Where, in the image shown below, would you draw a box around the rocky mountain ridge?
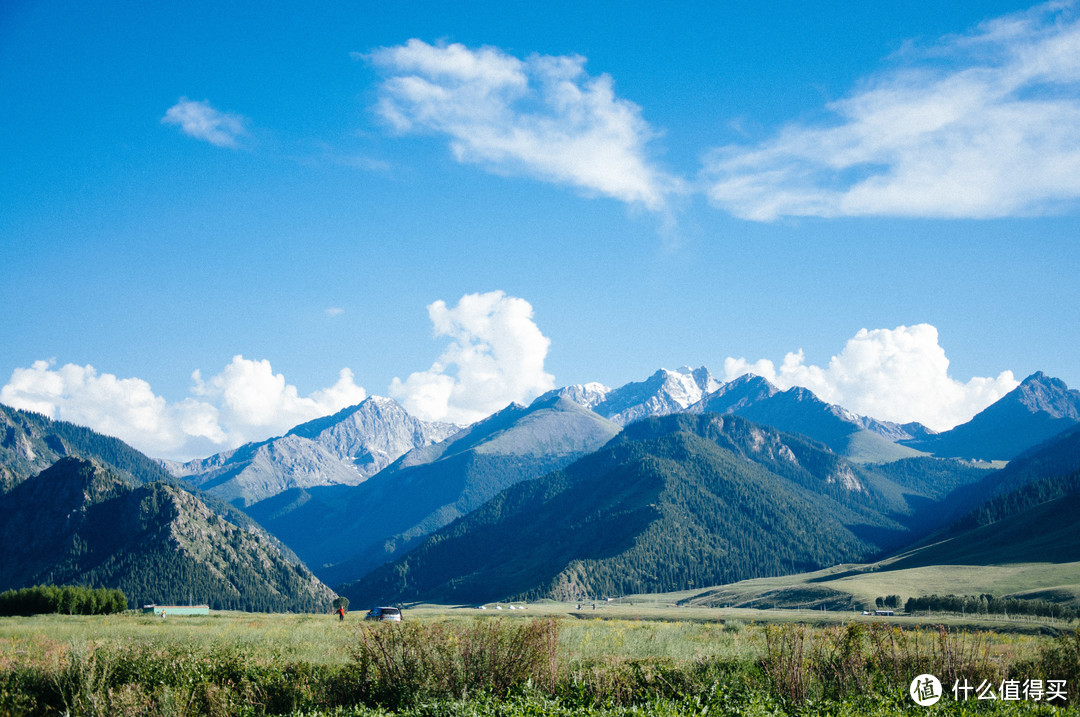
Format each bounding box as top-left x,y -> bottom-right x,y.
899,372 -> 1080,459
246,395 -> 622,586
168,395 -> 460,507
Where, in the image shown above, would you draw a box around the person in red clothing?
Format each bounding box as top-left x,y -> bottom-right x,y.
338,606 -> 345,621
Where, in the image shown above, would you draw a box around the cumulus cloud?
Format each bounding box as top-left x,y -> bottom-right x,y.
723,324 -> 1018,430
0,357 -> 366,460
162,97 -> 249,148
191,357 -> 367,444
390,291 -> 556,424
703,2 -> 1080,220
368,39 -> 680,209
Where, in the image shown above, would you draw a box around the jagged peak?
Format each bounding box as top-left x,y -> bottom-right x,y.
533,382 -> 612,410
578,381 -> 611,392
726,372 -> 774,386
1006,371 -> 1080,418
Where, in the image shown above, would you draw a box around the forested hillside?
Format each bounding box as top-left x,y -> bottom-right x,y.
0,457 -> 335,611
343,414 -> 984,604
884,424 -> 1080,569
250,395 -> 620,586
0,403 -> 176,492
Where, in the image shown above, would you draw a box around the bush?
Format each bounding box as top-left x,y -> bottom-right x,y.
349,618 -> 559,709
761,623 -> 1000,703
1013,627 -> 1080,703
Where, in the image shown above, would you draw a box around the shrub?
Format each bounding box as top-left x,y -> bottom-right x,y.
761,623 -> 1001,703
349,618 -> 559,709
1013,627 -> 1080,703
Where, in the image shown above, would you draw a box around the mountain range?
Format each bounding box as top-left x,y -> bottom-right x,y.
245,395 -> 620,586
340,413 -> 981,605
166,396 -> 459,507
899,372 -> 1080,460
331,370 -> 1080,601
343,403 -> 1080,605
3,364 -> 1080,611
542,366 -> 722,425
0,405 -> 335,611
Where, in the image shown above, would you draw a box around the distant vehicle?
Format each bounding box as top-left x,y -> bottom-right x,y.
365,606 -> 403,622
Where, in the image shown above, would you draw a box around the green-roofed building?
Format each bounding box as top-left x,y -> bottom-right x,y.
141,604 -> 210,616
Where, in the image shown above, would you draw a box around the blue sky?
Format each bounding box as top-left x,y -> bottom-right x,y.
2,0 -> 1078,459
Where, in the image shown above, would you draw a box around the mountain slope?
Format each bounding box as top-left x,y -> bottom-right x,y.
0,403 -> 178,493
0,457 -> 335,611
888,491 -> 1080,569
546,371 -> 933,462
247,395 -> 621,586
687,374 -> 930,461
342,413 -> 976,605
170,396 -> 459,507
575,366 -> 721,425
901,372 -> 1080,460
887,424 -> 1080,568
0,402 -> 309,564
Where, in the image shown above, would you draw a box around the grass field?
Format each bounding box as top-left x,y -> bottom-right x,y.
676,559 -> 1080,616
2,601 -> 1077,716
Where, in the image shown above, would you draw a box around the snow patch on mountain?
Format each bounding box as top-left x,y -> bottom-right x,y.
592,366 -> 722,425
169,395 -> 461,507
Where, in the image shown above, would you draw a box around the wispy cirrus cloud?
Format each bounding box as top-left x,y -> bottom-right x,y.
703,1 -> 1080,220
367,40 -> 681,210
162,97 -> 249,148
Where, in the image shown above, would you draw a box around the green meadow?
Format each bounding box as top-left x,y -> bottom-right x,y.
2,602 -> 1078,716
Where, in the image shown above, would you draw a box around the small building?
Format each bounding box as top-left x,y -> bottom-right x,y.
141,604 -> 210,616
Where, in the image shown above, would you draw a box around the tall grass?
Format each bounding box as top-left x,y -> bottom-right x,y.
1013,627 -> 1080,702
761,622 -> 1009,703
349,618 -> 559,709
0,613 -> 1072,715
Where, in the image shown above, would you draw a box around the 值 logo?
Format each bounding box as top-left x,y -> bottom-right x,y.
910,674 -> 942,706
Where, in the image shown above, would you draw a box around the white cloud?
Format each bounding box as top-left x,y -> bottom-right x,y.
703,2 -> 1080,220
389,291 -> 556,423
0,357 -> 366,460
162,97 -> 249,148
191,357 -> 367,443
369,39 -> 680,210
723,324 -> 1018,430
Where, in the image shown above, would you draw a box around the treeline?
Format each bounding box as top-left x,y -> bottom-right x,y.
875,595 -> 902,609
0,585 -> 127,616
904,593 -> 1077,621
0,404 -> 177,489
958,469 -> 1080,533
